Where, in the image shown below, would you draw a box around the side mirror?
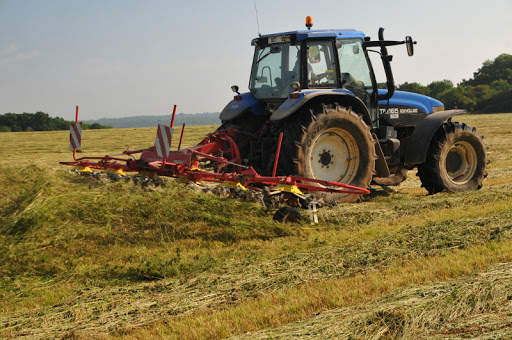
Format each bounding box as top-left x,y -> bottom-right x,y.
405,36 -> 415,56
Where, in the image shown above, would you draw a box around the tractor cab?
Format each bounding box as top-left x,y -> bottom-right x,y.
222,18 -> 417,129
247,29 -> 376,116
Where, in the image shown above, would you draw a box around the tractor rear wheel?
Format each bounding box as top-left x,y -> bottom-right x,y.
278,103 -> 376,203
417,122 -> 487,194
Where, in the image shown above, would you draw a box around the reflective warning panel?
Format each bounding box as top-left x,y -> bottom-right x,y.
69,122 -> 83,150
154,124 -> 173,159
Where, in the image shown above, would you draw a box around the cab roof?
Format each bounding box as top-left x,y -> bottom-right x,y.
252,29 -> 366,45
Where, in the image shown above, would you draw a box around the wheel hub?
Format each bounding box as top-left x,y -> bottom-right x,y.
309,129 -> 358,182
446,150 -> 463,174
446,141 -> 477,184
319,150 -> 333,167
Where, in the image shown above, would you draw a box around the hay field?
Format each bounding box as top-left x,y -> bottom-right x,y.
0,114 -> 511,339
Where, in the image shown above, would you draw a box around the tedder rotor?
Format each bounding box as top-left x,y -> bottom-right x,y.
61,105 -> 369,222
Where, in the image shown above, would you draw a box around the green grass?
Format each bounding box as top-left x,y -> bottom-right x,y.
0,114 -> 511,339
0,125 -> 216,170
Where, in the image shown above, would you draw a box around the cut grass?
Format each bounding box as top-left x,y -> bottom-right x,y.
0,113 -> 511,339
123,240 -> 512,340
232,262 -> 512,339
0,125 -> 216,171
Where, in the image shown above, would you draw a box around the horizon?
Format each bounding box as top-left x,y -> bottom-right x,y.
1,1 -> 511,120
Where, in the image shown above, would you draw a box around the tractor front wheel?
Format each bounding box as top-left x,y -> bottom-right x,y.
417,122 -> 487,194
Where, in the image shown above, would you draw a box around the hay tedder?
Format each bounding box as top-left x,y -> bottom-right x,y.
61,105 -> 370,222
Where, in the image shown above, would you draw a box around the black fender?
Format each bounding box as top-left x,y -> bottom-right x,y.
404,109 -> 466,165
219,92 -> 265,121
270,91 -> 373,127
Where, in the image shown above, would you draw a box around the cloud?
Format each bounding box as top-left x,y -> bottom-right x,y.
0,44 -> 40,65
0,43 -> 17,57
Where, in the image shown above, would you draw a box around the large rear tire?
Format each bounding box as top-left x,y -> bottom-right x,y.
417,122 -> 487,194
279,103 -> 376,203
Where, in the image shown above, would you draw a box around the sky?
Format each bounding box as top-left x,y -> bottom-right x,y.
1,0 -> 512,120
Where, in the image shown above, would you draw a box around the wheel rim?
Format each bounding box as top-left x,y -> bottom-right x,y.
445,141 -> 478,184
309,127 -> 359,182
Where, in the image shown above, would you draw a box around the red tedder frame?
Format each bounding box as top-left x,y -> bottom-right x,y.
61,105 -> 370,196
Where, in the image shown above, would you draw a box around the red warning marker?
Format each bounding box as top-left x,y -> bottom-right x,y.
69,122 -> 83,150
154,124 -> 173,159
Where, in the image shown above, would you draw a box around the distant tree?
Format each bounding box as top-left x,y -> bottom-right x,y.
465,85 -> 494,111
438,88 -> 477,111
393,53 -> 512,113
479,89 -> 512,113
31,112 -> 52,131
0,113 -> 19,130
0,112 -> 111,132
461,53 -> 512,87
397,82 -> 430,96
54,116 -> 71,130
490,79 -> 512,93
87,122 -> 112,129
427,79 -> 454,99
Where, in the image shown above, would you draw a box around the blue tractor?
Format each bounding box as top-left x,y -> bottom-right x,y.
218,18 -> 487,202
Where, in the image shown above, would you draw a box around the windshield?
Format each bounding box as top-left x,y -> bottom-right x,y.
337,38 -> 375,110
337,39 -> 373,91
249,43 -> 301,99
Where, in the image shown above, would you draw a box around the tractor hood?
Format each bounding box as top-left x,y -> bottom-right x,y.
378,90 -> 444,114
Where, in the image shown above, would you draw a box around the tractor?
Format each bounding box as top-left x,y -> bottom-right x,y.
217,17 -> 488,202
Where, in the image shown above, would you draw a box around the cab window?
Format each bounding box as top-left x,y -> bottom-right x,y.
249,43 -> 301,99
337,39 -> 374,105
306,40 -> 337,88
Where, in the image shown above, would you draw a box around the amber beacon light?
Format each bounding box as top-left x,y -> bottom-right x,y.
305,16 -> 313,30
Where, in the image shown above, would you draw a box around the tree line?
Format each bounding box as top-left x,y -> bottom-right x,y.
395,53 -> 512,113
0,112 -> 111,132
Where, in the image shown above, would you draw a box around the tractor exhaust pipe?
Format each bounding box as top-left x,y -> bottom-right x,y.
377,28 -> 396,101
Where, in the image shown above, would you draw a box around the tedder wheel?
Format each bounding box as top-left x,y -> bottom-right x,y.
417,122 -> 488,194
273,207 -> 303,223
278,103 -> 376,203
